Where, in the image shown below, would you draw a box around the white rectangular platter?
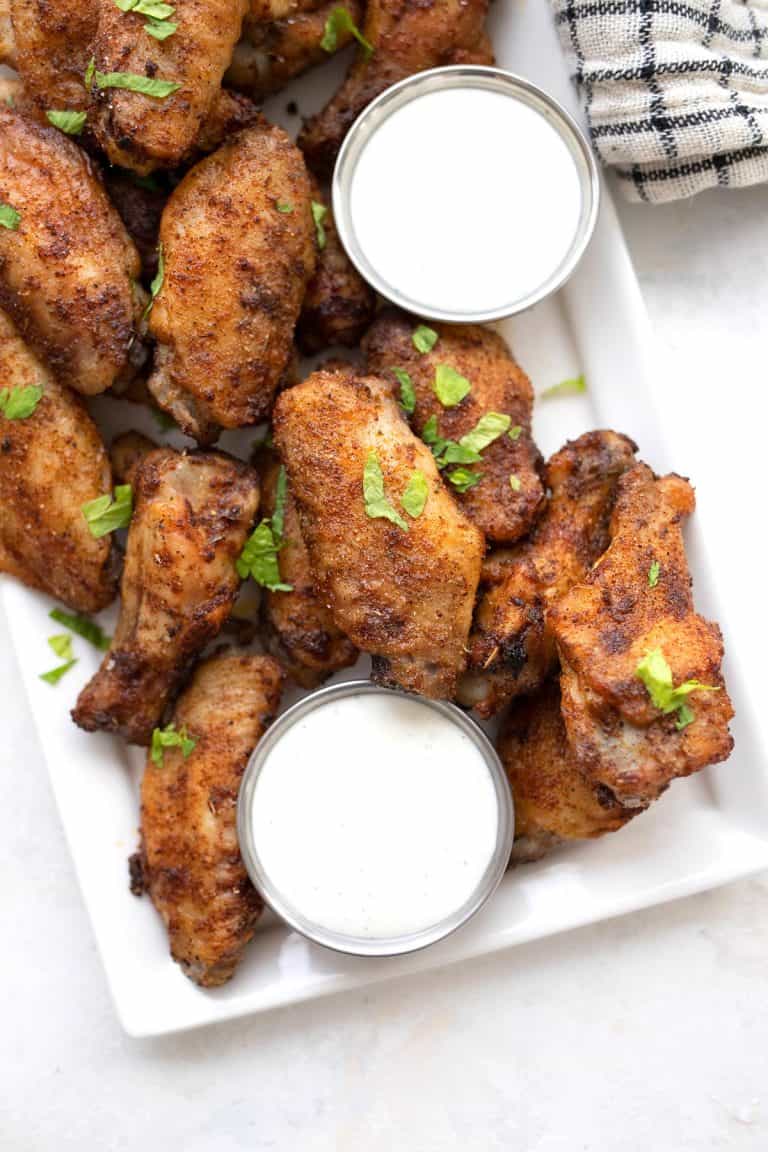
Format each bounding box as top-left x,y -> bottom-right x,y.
4,0 -> 768,1038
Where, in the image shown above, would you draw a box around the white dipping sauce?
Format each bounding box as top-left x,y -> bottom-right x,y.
250,693 -> 499,940
349,87 -> 584,316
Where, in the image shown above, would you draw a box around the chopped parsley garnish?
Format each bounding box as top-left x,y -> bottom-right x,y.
45,109 -> 87,135
151,723 -> 196,766
321,6 -> 373,55
509,474 -> 521,491
459,412 -> 510,454
0,203 -> 20,230
635,647 -> 718,730
143,243 -> 164,319
49,608 -> 111,651
311,201 -> 327,250
40,634 -> 78,685
508,424 -> 522,441
392,367 -> 416,414
401,470 -> 428,519
412,324 -> 438,354
85,58 -> 181,99
448,467 -> 482,494
0,384 -> 43,420
276,200 -> 293,213
421,411 -> 509,483
81,485 -> 133,538
237,476 -> 291,593
434,364 -> 471,407
648,560 -> 660,588
541,373 -> 587,399
272,465 -> 289,541
363,451 -> 408,531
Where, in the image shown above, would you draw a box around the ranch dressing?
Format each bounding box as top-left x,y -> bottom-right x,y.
249,692 -> 499,940
348,86 -> 584,317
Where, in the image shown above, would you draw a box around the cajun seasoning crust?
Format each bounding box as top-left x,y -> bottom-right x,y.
138,652 -> 283,987
89,0 -> 249,174
6,0 -> 95,110
147,121 -> 317,443
0,310 -> 117,613
498,679 -> 638,866
72,447 -> 260,745
549,464 -> 734,804
298,0 -> 494,176
273,368 -> 485,699
458,430 -> 638,717
0,104 -> 144,396
364,309 -> 545,544
255,446 -> 358,688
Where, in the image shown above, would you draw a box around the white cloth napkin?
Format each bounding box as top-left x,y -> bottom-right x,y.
550,0 -> 768,201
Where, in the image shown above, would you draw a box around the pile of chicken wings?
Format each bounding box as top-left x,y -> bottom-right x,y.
0,0 -> 732,987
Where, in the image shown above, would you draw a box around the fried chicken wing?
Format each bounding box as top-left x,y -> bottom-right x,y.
296,176 -> 376,354
458,431 -> 637,717
73,448 -> 260,744
109,429 -> 156,486
0,310 -> 116,612
134,651 -> 283,986
365,310 -> 544,543
147,122 -> 316,443
273,367 -> 485,698
0,105 -> 144,395
89,0 -> 248,174
298,0 -> 493,175
256,446 -> 357,687
498,679 -> 638,865
6,0 -> 94,111
549,463 -> 734,805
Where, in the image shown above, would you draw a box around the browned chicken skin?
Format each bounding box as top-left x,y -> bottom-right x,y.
458,431 -> 637,717
72,447 -> 260,744
89,0 -> 249,174
0,309 -> 116,612
256,446 -> 358,687
5,0 -> 94,111
274,367 -> 485,699
297,176 -> 376,354
147,121 -> 316,442
0,104 -> 145,395
298,0 -> 494,176
549,463 -> 734,806
109,429 -> 157,486
498,679 -> 638,865
365,310 -> 544,543
134,651 -> 283,987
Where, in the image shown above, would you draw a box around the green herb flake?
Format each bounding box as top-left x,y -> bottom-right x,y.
115,0 -> 175,14
459,411 -> 510,454
144,242 -> 164,319
0,203 -> 21,230
272,465 -> 289,542
635,647 -> 718,730
541,373 -> 587,399
144,18 -> 177,39
320,5 -> 373,55
276,200 -> 293,213
311,201 -> 327,250
151,723 -> 196,766
438,441 -> 481,467
363,451 -> 409,531
88,67 -> 180,99
40,634 -> 78,685
45,109 -> 87,135
448,467 -> 482,494
648,560 -> 660,588
40,658 -> 78,685
49,608 -> 111,651
236,521 -> 292,592
401,470 -> 428,519
508,424 -> 522,441
392,367 -> 416,414
434,364 -> 471,408
84,57 -> 95,87
81,484 -> 133,538
0,384 -> 43,420
509,474 -> 521,492
412,324 -> 438,354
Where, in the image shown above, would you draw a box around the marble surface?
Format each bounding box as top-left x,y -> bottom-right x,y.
2,182 -> 767,1151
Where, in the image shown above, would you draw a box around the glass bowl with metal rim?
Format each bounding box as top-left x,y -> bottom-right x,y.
237,680 -> 514,958
332,64 -> 600,324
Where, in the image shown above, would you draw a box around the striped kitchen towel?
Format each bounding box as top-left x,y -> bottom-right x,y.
550,0 -> 768,201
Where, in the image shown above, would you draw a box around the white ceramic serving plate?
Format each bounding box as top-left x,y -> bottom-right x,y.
3,0 -> 768,1038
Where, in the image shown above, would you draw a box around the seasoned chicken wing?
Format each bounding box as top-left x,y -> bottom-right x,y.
5,0 -> 94,111
147,121 -> 316,442
549,463 -> 734,805
365,310 -> 544,543
498,679 -> 638,865
72,448 -> 260,744
458,431 -> 637,717
298,0 -> 493,175
273,367 -> 485,698
0,104 -> 144,395
89,0 -> 248,174
256,446 -> 357,687
109,429 -> 156,486
133,651 -> 283,987
0,310 -> 116,612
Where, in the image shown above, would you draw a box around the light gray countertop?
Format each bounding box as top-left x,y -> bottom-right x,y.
2,183 -> 766,1151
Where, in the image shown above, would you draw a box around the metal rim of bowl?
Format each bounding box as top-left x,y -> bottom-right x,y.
332,64 -> 601,324
237,680 -> 514,958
